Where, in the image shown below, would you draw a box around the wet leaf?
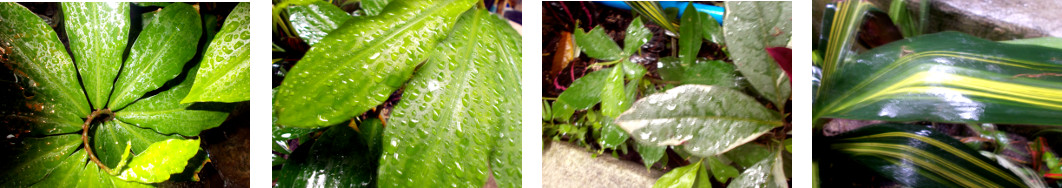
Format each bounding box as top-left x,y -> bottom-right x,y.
379,9 -> 521,187
600,66 -> 626,117
658,57 -> 736,87
361,0 -> 392,16
624,17 -> 651,55
109,3 -> 202,110
707,156 -> 739,183
182,2 -> 249,103
678,2 -> 702,67
723,1 -> 792,107
94,120 -> 183,169
728,151 -> 786,188
598,120 -> 629,151
117,139 -> 201,183
115,65 -> 232,137
287,1 -> 352,46
616,85 -> 782,157
723,143 -> 771,168
636,142 -> 667,169
276,124 -> 377,188
0,134 -> 81,186
273,0 -> 475,127
653,160 -> 710,188
62,2 -> 130,109
0,2 -> 89,134
34,149 -> 151,187
699,11 -> 723,45
550,68 -> 613,121
574,26 -> 623,61
271,125 -> 321,154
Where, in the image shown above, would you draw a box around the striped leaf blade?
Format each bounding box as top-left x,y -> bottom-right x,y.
831,123 -> 1026,187
815,32 -> 1062,126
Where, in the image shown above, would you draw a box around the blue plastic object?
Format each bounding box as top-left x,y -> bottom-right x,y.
596,1 -> 725,24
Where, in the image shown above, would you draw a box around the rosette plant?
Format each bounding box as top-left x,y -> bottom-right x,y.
0,2 -> 249,186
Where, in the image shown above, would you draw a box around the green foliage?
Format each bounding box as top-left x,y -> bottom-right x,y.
0,2 -> 247,186
653,160 -> 711,188
184,2 -> 250,103
275,123 -> 378,188
722,1 -> 792,108
287,1 -> 352,46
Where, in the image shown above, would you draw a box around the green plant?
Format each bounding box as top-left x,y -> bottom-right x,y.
0,2 -> 249,186
813,0 -> 1062,187
543,1 -> 791,187
271,0 -> 521,187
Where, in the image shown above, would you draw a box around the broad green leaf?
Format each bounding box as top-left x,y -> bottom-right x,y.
118,139 -> 201,183
109,3 -> 202,110
636,142 -> 667,169
0,134 -> 81,186
361,0 -> 392,16
276,125 -> 378,188
33,150 -> 150,188
678,2 -> 702,67
550,67 -> 613,121
597,120 -> 629,151
287,1 -> 352,46
274,0 -> 475,127
615,85 -> 782,157
624,17 -> 651,55
831,124 -> 1025,187
574,26 -> 623,61
271,125 -> 321,154
601,66 -> 626,117
115,65 -> 232,137
653,160 -> 710,188
707,157 -> 739,183
814,32 -> 1062,126
183,2 -> 249,103
379,9 -> 521,187
658,57 -> 736,87
728,151 -> 786,188
94,120 -> 183,168
621,60 -> 647,82
1002,37 -> 1062,50
699,11 -> 724,45
723,143 -> 771,168
0,3 -> 90,134
62,2 -> 130,109
723,1 -> 792,107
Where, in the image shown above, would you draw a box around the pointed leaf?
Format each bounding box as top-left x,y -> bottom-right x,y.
574,26 -> 623,61
94,120 -> 183,168
274,0 -> 475,127
62,2 -> 130,109
0,2 -> 90,134
601,66 -> 626,117
287,1 -> 352,46
118,139 -> 201,183
615,85 -> 782,157
636,142 -> 667,169
0,134 -> 81,186
275,124 -> 378,188
678,2 -> 702,66
653,160 -> 710,188
550,67 -> 613,121
624,17 -> 651,55
728,151 -> 786,188
379,9 -> 521,187
699,12 -> 724,45
109,3 -> 202,110
723,1 -> 792,107
115,65 -> 231,136
597,120 -> 629,151
182,2 -> 249,103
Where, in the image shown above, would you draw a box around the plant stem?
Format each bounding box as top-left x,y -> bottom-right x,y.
82,108 -> 114,174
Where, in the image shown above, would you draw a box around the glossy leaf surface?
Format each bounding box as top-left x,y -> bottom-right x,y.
361,0 -> 392,16
653,160 -> 710,188
723,1 -> 792,107
699,11 -> 723,45
276,124 -> 378,188
574,26 -> 623,61
274,0 -> 475,127
183,2 -> 249,103
115,65 -> 231,136
109,2 -> 202,110
287,1 -> 352,46
62,2 -> 130,109
0,2 -> 90,134
830,124 -> 1025,187
550,68 -> 612,121
624,17 -> 651,55
728,151 -> 786,188
94,120 -> 183,169
636,142 -> 667,169
600,66 -> 626,117
615,85 -> 782,157
814,32 -> 1062,125
379,9 -> 521,187
33,150 -> 150,187
0,134 -> 81,186
118,139 -> 201,183
597,120 -> 629,151
678,3 -> 702,67
658,57 -> 736,87
1002,37 -> 1062,50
